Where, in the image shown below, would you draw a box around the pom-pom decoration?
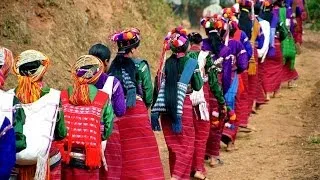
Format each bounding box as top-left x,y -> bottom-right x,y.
110,28 -> 141,42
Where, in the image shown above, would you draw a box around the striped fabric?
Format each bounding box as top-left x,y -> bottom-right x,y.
263,40 -> 283,93
257,61 -> 267,104
247,48 -> 259,112
161,97 -> 195,180
205,82 -> 223,157
191,82 -> 210,173
118,100 -> 164,180
281,61 -> 299,83
236,72 -> 250,127
99,122 -> 122,180
62,166 -> 99,179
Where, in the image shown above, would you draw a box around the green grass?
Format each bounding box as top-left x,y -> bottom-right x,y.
308,135 -> 320,144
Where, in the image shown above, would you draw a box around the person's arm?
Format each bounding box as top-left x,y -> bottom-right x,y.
0,118 -> 16,180
241,32 -> 253,59
138,61 -> 154,108
54,101 -> 67,140
205,56 -> 225,105
236,42 -> 249,73
111,78 -> 126,117
190,64 -> 203,91
101,102 -> 114,140
13,96 -> 26,152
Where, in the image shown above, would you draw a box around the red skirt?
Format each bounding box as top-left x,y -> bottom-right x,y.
257,61 -> 266,104
161,97 -> 195,180
99,121 -> 121,180
62,166 -> 99,180
118,100 -> 164,180
282,62 -> 299,83
204,83 -> 223,157
236,72 -> 250,127
262,41 -> 283,93
247,49 -> 259,109
191,83 -> 210,173
294,16 -> 303,45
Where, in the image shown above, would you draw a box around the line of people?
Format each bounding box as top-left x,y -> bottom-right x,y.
0,0 -> 306,179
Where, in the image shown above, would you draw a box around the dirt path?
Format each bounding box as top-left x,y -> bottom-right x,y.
156,30 -> 320,180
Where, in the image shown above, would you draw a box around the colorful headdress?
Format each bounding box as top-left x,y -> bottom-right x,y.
111,28 -> 141,53
70,55 -> 104,105
165,26 -> 189,58
201,15 -> 225,31
237,0 -> 254,8
222,7 -> 236,20
0,47 -> 14,89
14,50 -> 50,104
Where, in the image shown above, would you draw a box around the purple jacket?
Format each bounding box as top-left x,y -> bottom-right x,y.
95,73 -> 126,117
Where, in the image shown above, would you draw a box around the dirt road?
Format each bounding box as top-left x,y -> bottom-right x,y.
156,31 -> 320,180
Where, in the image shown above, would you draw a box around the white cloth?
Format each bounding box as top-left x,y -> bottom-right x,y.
16,88 -> 60,165
258,19 -> 271,62
0,90 -> 14,124
101,76 -> 115,100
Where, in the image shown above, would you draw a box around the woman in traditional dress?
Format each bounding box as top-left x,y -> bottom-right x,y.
152,27 -> 203,180
109,28 -> 165,179
0,47 -> 18,180
89,43 -> 126,180
294,0 -> 307,53
11,50 -> 66,180
58,55 -> 114,179
188,32 -> 225,179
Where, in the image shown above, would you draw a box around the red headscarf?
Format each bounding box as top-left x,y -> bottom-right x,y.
0,47 -> 14,89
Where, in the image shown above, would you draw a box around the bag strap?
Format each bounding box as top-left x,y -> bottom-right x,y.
60,90 -> 69,105
179,58 -> 198,84
102,76 -> 114,100
92,91 -> 109,110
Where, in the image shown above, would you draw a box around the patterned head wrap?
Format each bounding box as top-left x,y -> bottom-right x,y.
165,26 -> 189,58
70,55 -> 104,105
0,47 -> 14,89
222,7 -> 236,20
237,0 -> 255,8
201,15 -> 225,32
111,28 -> 141,54
13,50 -> 50,103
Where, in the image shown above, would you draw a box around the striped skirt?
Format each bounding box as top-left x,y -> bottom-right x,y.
191,83 -> 210,173
248,49 -> 259,110
257,61 -> 266,104
62,166 -> 99,180
118,100 -> 164,180
236,72 -> 250,128
161,97 -> 195,180
281,62 -> 299,83
99,121 -> 121,180
205,83 -> 223,157
262,40 -> 283,93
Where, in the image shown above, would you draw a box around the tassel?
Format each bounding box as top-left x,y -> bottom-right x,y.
151,112 -> 161,131
172,115 -> 182,134
85,147 -> 101,169
247,59 -> 257,75
126,88 -> 136,108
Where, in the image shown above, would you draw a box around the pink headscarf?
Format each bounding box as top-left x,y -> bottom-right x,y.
0,47 -> 14,89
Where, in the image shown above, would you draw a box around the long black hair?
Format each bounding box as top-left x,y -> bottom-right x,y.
208,30 -> 223,55
164,54 -> 179,119
239,9 -> 253,39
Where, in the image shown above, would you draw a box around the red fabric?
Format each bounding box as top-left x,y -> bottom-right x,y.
162,97 -> 195,180
262,40 -> 283,93
257,61 -> 266,104
99,122 -> 122,180
62,166 -> 99,180
204,83 -> 223,157
294,16 -> 303,45
191,83 -> 210,173
236,71 -> 250,128
61,90 -> 108,168
247,49 -> 259,111
118,100 -> 164,180
281,62 -> 299,83
50,142 -> 62,180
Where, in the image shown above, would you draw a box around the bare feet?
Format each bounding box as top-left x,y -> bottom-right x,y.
209,157 -> 224,167
191,171 -> 209,180
226,142 -> 237,152
288,81 -> 298,88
